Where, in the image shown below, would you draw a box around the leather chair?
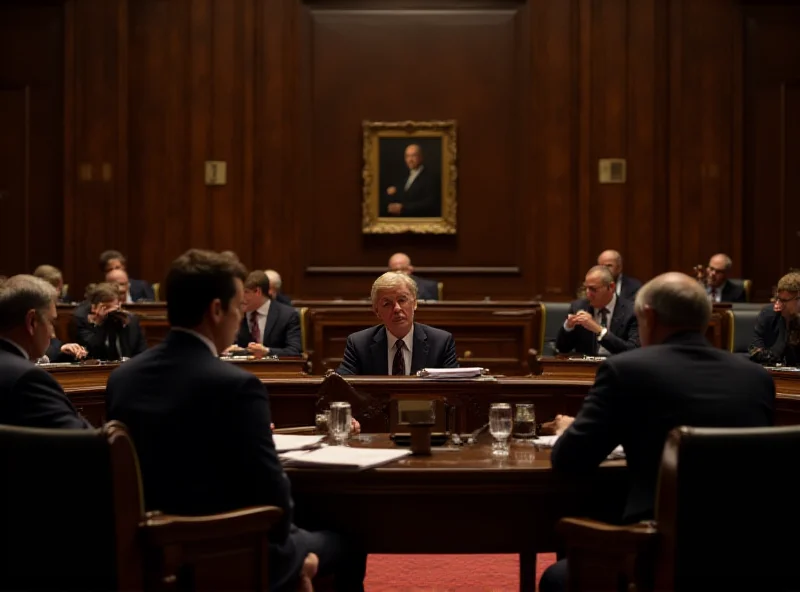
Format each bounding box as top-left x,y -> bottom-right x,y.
557,425 -> 800,591
0,421 -> 283,591
728,278 -> 752,302
542,302 -> 572,355
152,282 -> 161,301
731,308 -> 763,353
437,282 -> 444,300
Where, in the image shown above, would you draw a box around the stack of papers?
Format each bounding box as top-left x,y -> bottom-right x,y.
537,435 -> 625,459
280,446 -> 411,470
417,367 -> 485,379
272,435 -> 325,452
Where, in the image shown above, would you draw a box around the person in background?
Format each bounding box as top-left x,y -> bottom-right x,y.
337,271 -> 457,375
597,250 -> 642,301
265,269 -> 292,305
106,249 -> 366,592
0,275 -> 90,428
749,272 -> 800,366
388,252 -> 439,301
72,282 -> 147,361
702,253 -> 746,303
234,271 -> 302,357
539,272 -> 774,592
33,264 -> 72,303
99,249 -> 155,302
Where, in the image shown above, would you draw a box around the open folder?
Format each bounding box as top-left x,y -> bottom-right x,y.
280,446 -> 411,470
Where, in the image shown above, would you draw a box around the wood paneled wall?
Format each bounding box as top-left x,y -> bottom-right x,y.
0,0 -> 797,301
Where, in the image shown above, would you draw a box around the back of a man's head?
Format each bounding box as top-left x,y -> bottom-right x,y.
165,249 -> 247,329
0,275 -> 57,333
33,265 -> 63,290
635,272 -> 711,345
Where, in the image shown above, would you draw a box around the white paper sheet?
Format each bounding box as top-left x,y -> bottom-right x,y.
272,434 -> 325,452
280,446 -> 411,469
417,367 -> 484,379
536,435 -> 625,459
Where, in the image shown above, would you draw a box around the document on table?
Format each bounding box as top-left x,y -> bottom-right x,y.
536,435 -> 625,460
280,446 -> 411,470
272,434 -> 325,452
417,367 -> 485,379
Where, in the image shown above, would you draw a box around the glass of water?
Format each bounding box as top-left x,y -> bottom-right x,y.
512,403 -> 536,441
489,403 -> 512,457
329,402 -> 352,445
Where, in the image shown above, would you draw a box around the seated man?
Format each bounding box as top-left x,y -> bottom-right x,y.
33,264 -> 72,303
99,249 -> 155,302
749,271 -> 800,366
0,275 -> 90,428
597,249 -> 642,301
539,273 -> 775,592
234,270 -> 301,357
42,338 -> 87,364
388,252 -> 439,301
337,271 -> 458,375
701,253 -> 746,303
72,282 -> 147,361
265,269 -> 292,305
556,265 -> 639,356
106,249 -> 366,592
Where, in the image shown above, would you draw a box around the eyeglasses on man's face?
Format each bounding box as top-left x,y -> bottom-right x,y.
772,294 -> 800,305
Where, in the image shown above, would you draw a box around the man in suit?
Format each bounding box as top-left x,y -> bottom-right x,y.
539,272 -> 775,592
704,253 -> 746,303
385,144 -> 440,217
234,270 -> 301,357
749,271 -> 800,366
41,338 -> 87,364
106,249 -> 366,592
337,271 -> 458,375
72,282 -> 147,360
33,264 -> 72,303
388,252 -> 439,301
556,265 -> 640,356
597,249 -> 642,301
99,249 -> 155,302
265,268 -> 292,305
0,275 -> 90,428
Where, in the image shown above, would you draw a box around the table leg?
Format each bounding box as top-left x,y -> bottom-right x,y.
520,551 -> 536,592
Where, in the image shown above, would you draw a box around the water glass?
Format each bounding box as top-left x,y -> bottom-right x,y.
512,403 -> 536,441
329,402 -> 352,445
489,403 -> 512,457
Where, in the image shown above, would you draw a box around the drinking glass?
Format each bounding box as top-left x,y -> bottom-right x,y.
329,402 -> 352,445
512,403 -> 536,441
489,403 -> 512,457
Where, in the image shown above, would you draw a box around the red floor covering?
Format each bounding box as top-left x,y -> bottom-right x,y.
362,553 -> 557,591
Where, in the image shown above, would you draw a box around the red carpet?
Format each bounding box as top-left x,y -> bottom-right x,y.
363,553 -> 556,591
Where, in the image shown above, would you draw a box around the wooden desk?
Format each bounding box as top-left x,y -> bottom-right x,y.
288,434 -> 627,592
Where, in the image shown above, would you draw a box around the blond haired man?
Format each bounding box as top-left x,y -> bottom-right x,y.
337,272 -> 457,375
749,272 -> 800,366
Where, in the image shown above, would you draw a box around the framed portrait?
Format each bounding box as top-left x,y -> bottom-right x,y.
362,120 -> 457,234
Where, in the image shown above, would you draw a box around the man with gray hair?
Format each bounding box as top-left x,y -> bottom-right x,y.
337,271 -> 457,375
0,275 -> 90,428
555,265 -> 640,356
264,269 -> 292,305
703,252 -> 746,303
538,272 -> 774,592
597,249 -> 642,301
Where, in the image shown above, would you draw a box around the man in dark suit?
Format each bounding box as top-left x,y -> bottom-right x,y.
265,268 -> 292,305
106,249 -> 366,592
72,282 -> 147,360
0,275 -> 90,428
337,271 -> 458,375
749,271 -> 800,366
42,338 -> 87,364
539,272 -> 775,592
234,270 -> 301,357
388,252 -> 439,301
99,249 -> 155,302
385,144 -> 441,218
33,264 -> 73,303
597,249 -> 642,301
556,265 -> 640,356
704,253 -> 746,303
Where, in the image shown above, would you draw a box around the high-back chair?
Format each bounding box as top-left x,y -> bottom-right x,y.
0,421 -> 283,591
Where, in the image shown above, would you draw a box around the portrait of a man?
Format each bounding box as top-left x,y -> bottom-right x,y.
362,120 -> 457,234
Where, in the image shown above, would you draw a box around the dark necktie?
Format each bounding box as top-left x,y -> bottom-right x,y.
392,340 -> 406,376
600,308 -> 609,329
250,312 -> 261,343
710,288 -> 717,302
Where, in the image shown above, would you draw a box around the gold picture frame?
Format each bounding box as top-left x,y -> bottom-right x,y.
362,120 -> 457,234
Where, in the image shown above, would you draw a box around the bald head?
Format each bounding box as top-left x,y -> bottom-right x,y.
597,250 -> 623,280
388,253 -> 413,275
634,272 -> 711,346
105,268 -> 130,300
404,144 -> 423,171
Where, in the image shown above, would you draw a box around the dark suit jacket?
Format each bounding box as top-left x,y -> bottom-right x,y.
719,280 -> 746,303
411,274 -> 439,301
274,292 -> 292,305
388,167 -> 440,217
555,297 -> 640,356
337,322 -> 458,375
72,308 -> 148,361
105,330 -> 303,589
749,304 -> 800,366
0,340 -> 90,428
552,331 -> 775,522
235,300 -> 302,356
129,278 -> 155,302
44,338 -> 77,363
618,275 -> 642,301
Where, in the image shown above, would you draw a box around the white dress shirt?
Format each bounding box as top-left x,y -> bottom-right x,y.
386,326 -> 414,376
248,299 -> 271,343
615,276 -> 623,297
171,327 -> 218,357
707,284 -> 722,303
404,165 -> 424,190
